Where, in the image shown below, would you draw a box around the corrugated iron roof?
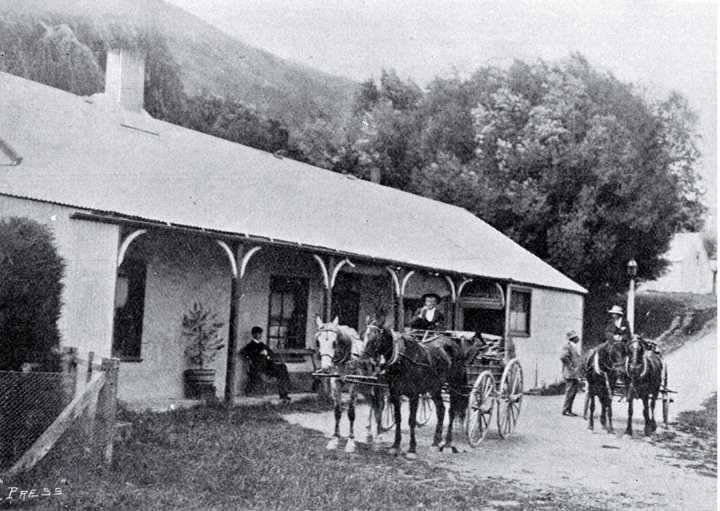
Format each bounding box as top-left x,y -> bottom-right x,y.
0,72 -> 586,294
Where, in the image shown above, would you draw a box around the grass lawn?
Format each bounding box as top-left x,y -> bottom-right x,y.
5,398 -> 610,511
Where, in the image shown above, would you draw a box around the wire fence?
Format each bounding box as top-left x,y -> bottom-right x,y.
0,350 -> 120,486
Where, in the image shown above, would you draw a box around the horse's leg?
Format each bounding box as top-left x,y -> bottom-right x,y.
407,395 -> 419,458
587,389 -> 595,431
649,387 -> 659,433
362,389 -> 374,444
441,391 -> 460,454
625,389 -> 634,436
430,393 -> 445,449
389,392 -> 402,455
345,384 -> 357,453
326,377 -> 343,450
642,394 -> 652,437
606,385 -> 614,434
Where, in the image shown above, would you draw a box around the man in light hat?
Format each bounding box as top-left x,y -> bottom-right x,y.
604,305 -> 631,344
409,293 -> 446,331
560,330 -> 581,416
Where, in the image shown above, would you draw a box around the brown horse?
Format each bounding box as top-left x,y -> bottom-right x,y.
624,335 -> 663,436
583,339 -> 626,433
361,317 -> 468,458
315,317 -> 384,452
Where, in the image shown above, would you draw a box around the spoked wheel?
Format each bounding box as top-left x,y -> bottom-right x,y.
380,391 -> 395,432
662,363 -> 670,428
497,359 -> 523,439
416,393 -> 435,426
465,371 -> 496,447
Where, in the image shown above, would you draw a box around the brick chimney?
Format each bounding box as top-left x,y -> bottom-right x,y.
105,48 -> 146,112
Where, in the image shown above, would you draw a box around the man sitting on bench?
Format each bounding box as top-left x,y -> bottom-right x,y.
239,326 -> 291,402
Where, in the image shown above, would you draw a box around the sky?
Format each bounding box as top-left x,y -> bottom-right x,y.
164,0 -> 717,231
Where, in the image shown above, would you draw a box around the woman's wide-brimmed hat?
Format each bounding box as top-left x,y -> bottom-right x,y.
607,305 -> 624,315
420,293 -> 442,303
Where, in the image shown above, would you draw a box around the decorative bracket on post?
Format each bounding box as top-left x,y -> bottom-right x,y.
117,229 -> 147,268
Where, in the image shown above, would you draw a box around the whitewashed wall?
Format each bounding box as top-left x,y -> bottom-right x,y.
511,287 -> 584,389
117,233 -> 233,400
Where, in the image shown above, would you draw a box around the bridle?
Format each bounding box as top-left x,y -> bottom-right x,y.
625,337 -> 648,380
362,323 -> 393,363
316,327 -> 357,366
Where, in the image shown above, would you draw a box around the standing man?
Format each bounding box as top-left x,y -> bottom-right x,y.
409,293 -> 446,331
604,305 -> 631,344
560,330 -> 581,417
239,326 -> 291,403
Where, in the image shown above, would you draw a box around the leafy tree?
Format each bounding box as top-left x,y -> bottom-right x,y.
0,218 -> 65,371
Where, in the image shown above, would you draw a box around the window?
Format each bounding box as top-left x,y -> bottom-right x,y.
113,258 -> 147,360
509,289 -> 531,336
268,276 -> 309,350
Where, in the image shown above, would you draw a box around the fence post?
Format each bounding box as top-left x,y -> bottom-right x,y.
98,358 -> 120,466
60,347 -> 78,403
86,352 -> 94,383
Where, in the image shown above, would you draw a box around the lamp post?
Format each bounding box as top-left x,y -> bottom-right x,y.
626,259 -> 638,335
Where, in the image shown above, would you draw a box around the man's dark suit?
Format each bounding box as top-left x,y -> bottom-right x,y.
239,340 -> 290,399
604,317 -> 631,344
409,307 -> 445,331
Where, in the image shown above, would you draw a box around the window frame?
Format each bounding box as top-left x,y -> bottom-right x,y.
267,275 -> 309,351
508,287 -> 531,337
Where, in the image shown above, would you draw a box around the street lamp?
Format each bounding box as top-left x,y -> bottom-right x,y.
626,259 -> 638,335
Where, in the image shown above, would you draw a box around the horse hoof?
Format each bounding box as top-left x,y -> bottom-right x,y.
406,452 -> 417,460
587,425 -> 594,431
345,439 -> 356,453
388,448 -> 400,456
326,438 -> 340,450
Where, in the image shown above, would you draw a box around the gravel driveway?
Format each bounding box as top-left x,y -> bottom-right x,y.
284,328 -> 717,510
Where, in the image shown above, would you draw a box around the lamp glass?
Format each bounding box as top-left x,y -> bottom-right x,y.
627,259 -> 638,278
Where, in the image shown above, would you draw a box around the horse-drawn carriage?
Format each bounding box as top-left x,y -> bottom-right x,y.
313,318 -> 523,455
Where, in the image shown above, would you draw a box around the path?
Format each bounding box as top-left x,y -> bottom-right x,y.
283,324 -> 717,510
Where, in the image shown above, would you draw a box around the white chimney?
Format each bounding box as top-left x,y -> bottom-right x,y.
105,48 -> 146,112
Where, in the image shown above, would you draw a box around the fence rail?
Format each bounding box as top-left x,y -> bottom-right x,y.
0,350 -> 119,479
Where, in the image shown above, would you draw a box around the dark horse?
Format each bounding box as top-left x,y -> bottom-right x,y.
624,335 -> 663,436
315,317 -> 384,452
583,339 -> 626,433
361,317 -> 468,458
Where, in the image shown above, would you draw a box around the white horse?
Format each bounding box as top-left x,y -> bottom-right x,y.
315,317 -> 384,452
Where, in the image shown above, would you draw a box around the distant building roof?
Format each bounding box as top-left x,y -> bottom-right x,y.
0,72 -> 586,294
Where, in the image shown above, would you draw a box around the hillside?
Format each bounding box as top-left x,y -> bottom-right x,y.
0,0 -> 359,130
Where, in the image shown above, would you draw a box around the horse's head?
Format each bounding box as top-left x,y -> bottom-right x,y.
625,335 -> 647,381
315,316 -> 340,371
361,315 -> 393,364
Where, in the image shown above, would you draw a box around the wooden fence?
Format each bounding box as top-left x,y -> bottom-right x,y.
0,351 -> 120,479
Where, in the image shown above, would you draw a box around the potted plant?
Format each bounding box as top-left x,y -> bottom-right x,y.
182,302 -> 225,400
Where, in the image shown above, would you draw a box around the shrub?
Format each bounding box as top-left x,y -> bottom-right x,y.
0,217 -> 65,371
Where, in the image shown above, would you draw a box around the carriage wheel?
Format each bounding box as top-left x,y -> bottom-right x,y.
662,364 -> 670,428
497,359 -> 523,439
380,391 -> 395,432
416,393 -> 435,426
465,371 -> 496,448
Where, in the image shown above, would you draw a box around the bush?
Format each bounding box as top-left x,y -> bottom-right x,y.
0,217 -> 65,371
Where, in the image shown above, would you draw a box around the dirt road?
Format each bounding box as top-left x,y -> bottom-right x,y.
283,326 -> 717,510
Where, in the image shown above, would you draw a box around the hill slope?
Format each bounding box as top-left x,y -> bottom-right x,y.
1,0 -> 359,129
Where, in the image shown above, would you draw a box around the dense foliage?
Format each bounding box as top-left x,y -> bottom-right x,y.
0,217 -> 65,371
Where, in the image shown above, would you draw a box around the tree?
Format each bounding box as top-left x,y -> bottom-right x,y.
0,218 -> 65,371
467,55 -> 705,295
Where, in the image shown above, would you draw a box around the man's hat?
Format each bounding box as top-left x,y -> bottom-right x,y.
421,293 -> 442,303
566,330 -> 579,341
607,305 -> 624,315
